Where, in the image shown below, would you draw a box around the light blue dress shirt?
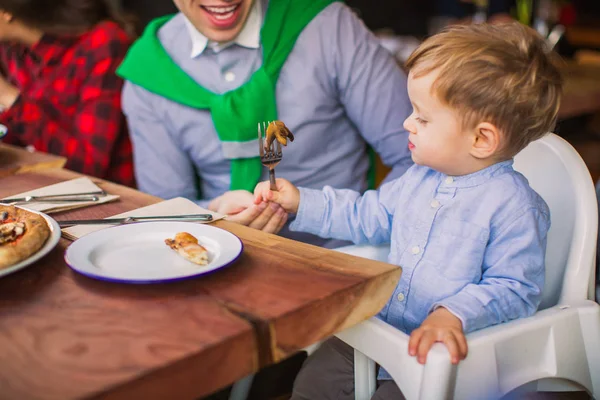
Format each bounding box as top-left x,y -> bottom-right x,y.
292,160 -> 550,374
121,1 -> 413,247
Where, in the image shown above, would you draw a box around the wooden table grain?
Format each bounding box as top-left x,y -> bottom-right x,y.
0,169 -> 402,399
0,143 -> 66,178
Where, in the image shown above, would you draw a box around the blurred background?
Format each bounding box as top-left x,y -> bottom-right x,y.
116,0 -> 600,183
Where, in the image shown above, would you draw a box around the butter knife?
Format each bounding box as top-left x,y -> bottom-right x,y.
2,190 -> 106,204
58,214 -> 213,227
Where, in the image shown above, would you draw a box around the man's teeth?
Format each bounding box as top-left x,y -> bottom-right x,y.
214,11 -> 234,20
204,5 -> 237,14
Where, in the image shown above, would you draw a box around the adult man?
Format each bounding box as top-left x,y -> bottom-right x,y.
118,0 -> 413,247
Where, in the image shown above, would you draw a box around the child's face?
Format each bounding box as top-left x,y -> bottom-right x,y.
403,71 -> 476,176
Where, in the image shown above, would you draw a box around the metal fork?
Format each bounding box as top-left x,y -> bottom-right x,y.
258,121 -> 282,191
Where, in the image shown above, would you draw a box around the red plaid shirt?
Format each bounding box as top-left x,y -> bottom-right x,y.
0,21 -> 135,186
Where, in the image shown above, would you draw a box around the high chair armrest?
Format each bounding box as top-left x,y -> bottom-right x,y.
336,301 -> 600,400
336,317 -> 453,400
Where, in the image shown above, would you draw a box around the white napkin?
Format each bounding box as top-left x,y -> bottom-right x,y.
61,197 -> 225,241
1,177 -> 119,214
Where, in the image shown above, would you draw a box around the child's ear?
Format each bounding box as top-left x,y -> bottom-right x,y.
470,122 -> 500,159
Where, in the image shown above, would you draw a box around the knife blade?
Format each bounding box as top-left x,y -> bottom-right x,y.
1,191 -> 106,203
58,214 -> 213,227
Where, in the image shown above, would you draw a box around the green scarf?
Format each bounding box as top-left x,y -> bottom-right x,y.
117,0 -> 337,192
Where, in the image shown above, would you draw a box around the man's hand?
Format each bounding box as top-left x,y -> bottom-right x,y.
408,307 -> 467,365
208,190 -> 288,234
254,178 -> 300,214
0,75 -> 19,109
209,190 -> 255,215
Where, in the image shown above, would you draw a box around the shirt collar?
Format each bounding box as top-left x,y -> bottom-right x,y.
440,159 -> 515,189
183,0 -> 262,58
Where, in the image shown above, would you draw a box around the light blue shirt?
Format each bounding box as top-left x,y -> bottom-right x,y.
292,160 -> 549,349
121,1 -> 413,247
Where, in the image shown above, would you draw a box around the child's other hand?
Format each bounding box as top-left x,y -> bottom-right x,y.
408,307 -> 467,365
253,178 -> 300,214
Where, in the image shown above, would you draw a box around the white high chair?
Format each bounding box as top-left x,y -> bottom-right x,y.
335,133 -> 600,400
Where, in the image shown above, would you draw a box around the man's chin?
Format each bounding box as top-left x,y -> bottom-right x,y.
195,23 -> 242,43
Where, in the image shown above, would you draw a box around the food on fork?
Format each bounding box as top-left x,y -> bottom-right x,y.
264,120 -> 294,151
164,232 -> 209,266
0,205 -> 51,269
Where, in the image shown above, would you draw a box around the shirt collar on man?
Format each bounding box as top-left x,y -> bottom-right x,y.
183,0 -> 262,58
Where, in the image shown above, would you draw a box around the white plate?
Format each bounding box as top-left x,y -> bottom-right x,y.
0,124 -> 7,139
64,222 -> 243,283
0,207 -> 61,278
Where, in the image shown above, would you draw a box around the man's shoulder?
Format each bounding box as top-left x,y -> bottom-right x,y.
305,2 -> 367,37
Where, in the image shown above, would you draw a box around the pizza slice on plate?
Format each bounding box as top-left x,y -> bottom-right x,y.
0,205 -> 51,269
165,232 -> 209,266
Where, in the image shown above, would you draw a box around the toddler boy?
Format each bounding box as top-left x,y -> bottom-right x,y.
255,22 -> 563,399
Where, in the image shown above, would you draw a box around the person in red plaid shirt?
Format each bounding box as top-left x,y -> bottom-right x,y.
0,0 -> 135,186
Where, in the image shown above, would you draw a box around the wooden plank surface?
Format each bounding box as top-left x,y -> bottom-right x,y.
197,222 -> 400,363
0,169 -> 402,397
0,170 -> 257,400
0,144 -> 66,178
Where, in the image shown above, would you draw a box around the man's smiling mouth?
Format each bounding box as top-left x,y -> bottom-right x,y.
201,4 -> 240,20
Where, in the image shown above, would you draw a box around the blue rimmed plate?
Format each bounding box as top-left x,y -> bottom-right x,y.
64,221 -> 243,284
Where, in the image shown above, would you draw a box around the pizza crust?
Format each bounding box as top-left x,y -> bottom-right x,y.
0,205 -> 51,269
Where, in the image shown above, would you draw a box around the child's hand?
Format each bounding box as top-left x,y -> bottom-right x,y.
254,178 -> 300,214
408,307 -> 467,365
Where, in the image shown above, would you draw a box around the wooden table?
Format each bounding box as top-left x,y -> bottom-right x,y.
0,169 -> 401,400
0,143 -> 66,178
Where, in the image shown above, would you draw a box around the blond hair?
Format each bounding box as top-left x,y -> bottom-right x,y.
405,22 -> 563,157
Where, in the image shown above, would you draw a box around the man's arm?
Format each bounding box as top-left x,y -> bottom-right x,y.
122,82 -> 199,201
432,207 -> 549,333
329,4 -> 414,182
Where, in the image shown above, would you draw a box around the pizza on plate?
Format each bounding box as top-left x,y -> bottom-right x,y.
0,205 -> 51,269
165,232 -> 209,266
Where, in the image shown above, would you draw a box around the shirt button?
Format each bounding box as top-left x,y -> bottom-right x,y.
411,245 -> 420,255
445,176 -> 454,184
430,199 -> 440,208
397,292 -> 405,302
224,71 -> 236,82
